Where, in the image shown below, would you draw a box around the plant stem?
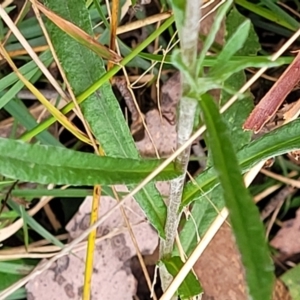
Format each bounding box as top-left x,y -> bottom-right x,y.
159,0 -> 202,293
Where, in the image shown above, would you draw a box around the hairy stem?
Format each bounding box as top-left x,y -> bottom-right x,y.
159,0 -> 202,294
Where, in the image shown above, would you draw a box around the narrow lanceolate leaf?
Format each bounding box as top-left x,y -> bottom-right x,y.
199,93 -> 274,300
182,118 -> 300,208
44,0 -> 169,237
209,19 -> 251,75
161,256 -> 202,299
196,0 -> 233,75
0,138 -> 178,185
220,7 -> 260,151
34,1 -> 121,62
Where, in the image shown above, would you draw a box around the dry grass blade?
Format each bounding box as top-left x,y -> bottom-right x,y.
83,185 -> 101,300
31,0 -> 99,148
0,44 -> 93,145
0,46 -> 49,61
111,187 -> 158,300
116,12 -> 172,35
260,168 -> 300,188
0,4 -> 68,100
32,0 -> 122,63
2,0 -> 30,46
107,0 -> 119,70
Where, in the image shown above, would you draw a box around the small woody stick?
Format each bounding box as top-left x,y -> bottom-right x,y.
243,51 -> 300,133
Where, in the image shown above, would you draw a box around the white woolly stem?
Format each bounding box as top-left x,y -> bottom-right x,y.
159,0 -> 202,296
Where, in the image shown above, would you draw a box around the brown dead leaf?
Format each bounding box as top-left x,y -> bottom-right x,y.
196,223 -> 292,300
270,208 -> 300,258
33,0 -> 121,63
194,223 -> 248,300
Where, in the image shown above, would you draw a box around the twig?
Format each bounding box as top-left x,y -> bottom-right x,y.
243,51 -> 300,133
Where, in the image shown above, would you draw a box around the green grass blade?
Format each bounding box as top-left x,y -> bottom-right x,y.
0,51 -> 52,92
235,0 -> 298,31
19,206 -> 29,250
92,0 -> 110,28
138,51 -> 293,66
5,99 -> 62,147
261,0 -> 299,30
0,69 -> 36,109
199,93 -> 274,299
8,199 -> 64,248
5,288 -> 26,300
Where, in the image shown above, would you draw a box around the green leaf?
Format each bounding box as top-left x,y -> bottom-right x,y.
5,288 -> 26,300
196,57 -> 288,95
182,119 -> 300,207
174,186 -> 224,257
194,57 -> 289,95
0,138 -> 178,185
205,9 -> 257,166
161,256 -> 202,299
196,0 -> 233,75
221,7 -> 260,150
209,57 -> 283,82
281,264 -> 300,300
169,0 -> 186,29
0,269 -> 23,293
198,93 -> 274,300
209,20 -> 251,75
43,0 -> 172,237
0,259 -> 34,300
